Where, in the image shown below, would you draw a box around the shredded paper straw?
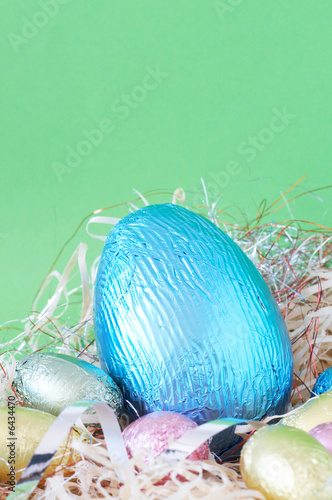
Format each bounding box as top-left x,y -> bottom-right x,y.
0,181 -> 331,498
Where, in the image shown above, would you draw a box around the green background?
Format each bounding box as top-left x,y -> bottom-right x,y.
1,1 -> 331,324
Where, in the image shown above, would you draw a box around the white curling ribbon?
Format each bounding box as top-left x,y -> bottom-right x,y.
32,270 -> 65,320
172,188 -> 185,205
128,202 -> 140,212
6,402 -> 264,500
79,254 -> 101,327
305,306 -> 332,320
0,353 -> 16,399
30,240 -> 98,336
33,243 -> 88,324
93,402 -> 128,468
86,216 -> 121,242
160,419 -> 265,462
302,278 -> 332,298
6,400 -> 127,500
132,189 -> 149,207
77,243 -> 91,325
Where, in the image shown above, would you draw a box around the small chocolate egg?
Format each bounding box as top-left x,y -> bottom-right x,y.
309,422 -> 332,454
122,411 -> 209,463
281,391 -> 332,432
13,352 -> 123,417
312,368 -> 332,396
0,406 -> 82,481
240,424 -> 332,500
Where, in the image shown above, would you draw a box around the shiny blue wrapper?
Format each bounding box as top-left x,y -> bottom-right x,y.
312,367 -> 332,396
94,204 -> 293,425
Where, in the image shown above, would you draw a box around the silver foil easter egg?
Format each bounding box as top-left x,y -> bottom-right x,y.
13,352 -> 123,417
94,204 -> 293,424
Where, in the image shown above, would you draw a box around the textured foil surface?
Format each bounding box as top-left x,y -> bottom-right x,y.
309,422 -> 332,454
0,407 -> 81,481
94,203 -> 293,424
13,352 -> 123,417
240,424 -> 332,500
281,390 -> 332,432
312,367 -> 332,396
122,411 -> 209,463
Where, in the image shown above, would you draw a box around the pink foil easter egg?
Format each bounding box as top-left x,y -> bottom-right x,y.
309,422 -> 332,454
123,411 -> 209,463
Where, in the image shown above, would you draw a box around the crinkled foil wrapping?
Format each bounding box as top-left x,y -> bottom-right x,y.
13,352 -> 123,417
281,390 -> 332,432
122,411 -> 209,463
0,407 -> 82,481
240,424 -> 332,500
94,203 -> 293,425
312,367 -> 332,396
309,422 -> 332,455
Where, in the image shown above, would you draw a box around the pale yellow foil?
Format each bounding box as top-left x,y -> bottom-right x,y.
281,390 -> 332,432
0,407 -> 82,481
13,352 -> 123,417
240,424 -> 332,500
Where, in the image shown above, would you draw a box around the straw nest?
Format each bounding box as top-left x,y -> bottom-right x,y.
1,185 -> 331,499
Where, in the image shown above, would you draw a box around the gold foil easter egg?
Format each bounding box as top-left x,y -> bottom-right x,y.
281,391 -> 332,432
240,424 -> 332,500
0,406 -> 82,481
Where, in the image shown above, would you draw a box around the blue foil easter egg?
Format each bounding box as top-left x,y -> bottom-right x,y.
94,204 -> 293,424
312,368 -> 332,397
